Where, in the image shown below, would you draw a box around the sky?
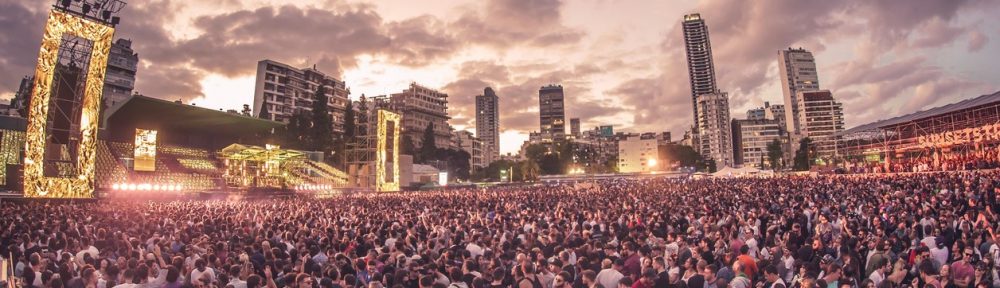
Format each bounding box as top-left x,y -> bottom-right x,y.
2,0 -> 999,155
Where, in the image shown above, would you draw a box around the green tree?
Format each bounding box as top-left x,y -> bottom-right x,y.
435,148 -> 471,181
417,123 -> 437,163
310,83 -> 333,152
659,144 -> 707,171
401,135 -> 415,157
344,100 -> 356,141
793,137 -> 815,171
766,139 -> 784,170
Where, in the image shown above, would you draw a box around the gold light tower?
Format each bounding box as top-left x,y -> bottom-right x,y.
375,110 -> 401,192
23,9 -> 115,198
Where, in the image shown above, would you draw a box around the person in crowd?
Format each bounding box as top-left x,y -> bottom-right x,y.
2,170 -> 999,288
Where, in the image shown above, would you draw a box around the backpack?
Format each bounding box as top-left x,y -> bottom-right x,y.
518,276 -> 543,288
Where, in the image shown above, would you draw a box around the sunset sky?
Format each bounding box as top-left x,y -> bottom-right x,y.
2,0 -> 999,155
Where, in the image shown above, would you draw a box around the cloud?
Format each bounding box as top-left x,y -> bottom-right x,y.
967,30 -> 988,52
450,0 -> 583,49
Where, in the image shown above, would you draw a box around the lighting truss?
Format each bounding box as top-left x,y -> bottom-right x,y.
23,9 -> 114,198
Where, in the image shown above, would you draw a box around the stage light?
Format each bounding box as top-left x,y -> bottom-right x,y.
176,185 -> 183,191
153,184 -> 160,190
82,3 -> 91,14
101,10 -> 111,20
111,16 -> 120,25
127,184 -> 136,190
112,183 -> 120,190
60,0 -> 71,8
647,158 -> 658,167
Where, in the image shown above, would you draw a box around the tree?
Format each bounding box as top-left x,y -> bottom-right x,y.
401,135 -> 415,157
344,100 -> 356,141
435,148 -> 471,181
766,139 -> 784,170
793,137 -> 815,171
309,83 -> 333,152
659,144 -> 708,171
418,123 -> 437,163
241,104 -> 252,116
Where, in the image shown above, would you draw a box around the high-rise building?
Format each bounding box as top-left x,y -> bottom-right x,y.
538,84 -> 566,141
103,39 -> 139,108
747,107 -> 767,120
696,92 -> 733,167
766,103 -> 786,130
569,118 -> 581,138
683,13 -> 719,131
732,119 -> 784,169
617,134 -> 659,173
475,87 -> 499,165
797,90 -> 844,160
779,48 -> 820,136
452,130 -> 484,171
252,60 -> 350,134
390,83 -> 451,149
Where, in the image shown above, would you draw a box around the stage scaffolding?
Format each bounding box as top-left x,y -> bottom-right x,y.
838,92 -> 1000,166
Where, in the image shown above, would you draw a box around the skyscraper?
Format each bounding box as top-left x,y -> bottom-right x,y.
103,39 -> 139,108
796,90 -> 844,160
682,13 -> 719,131
538,84 -> 566,141
475,87 -> 499,165
778,47 -> 820,136
696,92 -> 734,168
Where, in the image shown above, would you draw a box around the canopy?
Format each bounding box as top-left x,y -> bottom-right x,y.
218,144 -> 305,162
712,166 -> 771,178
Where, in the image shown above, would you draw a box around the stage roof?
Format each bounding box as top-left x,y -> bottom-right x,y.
219,144 -> 305,162
106,95 -> 283,136
839,90 -> 1000,135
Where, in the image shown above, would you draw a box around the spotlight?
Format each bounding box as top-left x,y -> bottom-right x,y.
153,184 -> 161,191
176,185 -> 183,191
101,10 -> 111,20
82,3 -> 91,14
112,183 -> 120,190
60,0 -> 71,8
127,183 -> 136,190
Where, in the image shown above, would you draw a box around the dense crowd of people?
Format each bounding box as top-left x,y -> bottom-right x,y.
2,171 -> 1000,288
846,147 -> 1000,174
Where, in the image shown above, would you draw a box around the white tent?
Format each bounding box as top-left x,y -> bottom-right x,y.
712,166 -> 771,178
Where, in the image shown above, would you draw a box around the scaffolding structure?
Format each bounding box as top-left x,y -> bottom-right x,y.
838,91 -> 1000,168
346,96 -> 400,191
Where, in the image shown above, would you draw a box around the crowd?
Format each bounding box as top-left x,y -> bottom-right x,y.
846,147 -> 1000,174
2,170 -> 1000,288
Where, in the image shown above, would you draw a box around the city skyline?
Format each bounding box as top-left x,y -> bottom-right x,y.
1,0 -> 999,155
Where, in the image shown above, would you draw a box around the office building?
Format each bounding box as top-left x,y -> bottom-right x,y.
618,134 -> 659,173
103,39 -> 139,108
475,87 -> 499,165
683,13 -> 719,131
539,84 -> 566,141
797,90 -> 844,160
252,60 -> 350,134
391,83 -> 451,149
452,130 -> 484,171
732,119 -> 784,168
779,48 -> 820,135
696,92 -> 733,167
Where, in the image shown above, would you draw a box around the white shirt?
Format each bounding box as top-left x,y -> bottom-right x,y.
190,267 -> 216,285
868,270 -> 884,287
595,268 -> 624,288
466,243 -> 484,259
